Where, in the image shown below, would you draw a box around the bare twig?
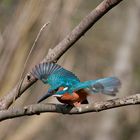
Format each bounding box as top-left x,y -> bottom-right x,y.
0,94 -> 139,122
17,22 -> 50,98
0,0 -> 123,110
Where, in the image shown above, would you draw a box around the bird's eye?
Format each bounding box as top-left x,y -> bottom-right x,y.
63,87 -> 68,91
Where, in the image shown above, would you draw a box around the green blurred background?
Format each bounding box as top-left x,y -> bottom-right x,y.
0,0 -> 140,140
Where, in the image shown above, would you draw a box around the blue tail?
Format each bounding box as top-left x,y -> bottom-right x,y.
70,77 -> 121,96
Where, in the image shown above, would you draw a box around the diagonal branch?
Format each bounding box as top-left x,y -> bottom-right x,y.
0,0 -> 123,110
0,94 -> 139,122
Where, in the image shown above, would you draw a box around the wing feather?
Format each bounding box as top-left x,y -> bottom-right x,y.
31,62 -> 80,84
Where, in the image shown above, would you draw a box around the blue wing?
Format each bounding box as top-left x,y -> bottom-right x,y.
69,77 -> 121,96
32,62 -> 80,88
47,68 -> 80,90
31,62 -> 62,83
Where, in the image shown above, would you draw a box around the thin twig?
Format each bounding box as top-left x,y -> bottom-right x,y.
17,22 -> 50,99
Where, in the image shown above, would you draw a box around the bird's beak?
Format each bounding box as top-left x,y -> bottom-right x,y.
37,92 -> 54,103
37,88 -> 59,103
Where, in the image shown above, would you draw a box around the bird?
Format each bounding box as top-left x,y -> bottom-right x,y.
31,62 -> 121,106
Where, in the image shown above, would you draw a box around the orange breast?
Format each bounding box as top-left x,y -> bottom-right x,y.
56,87 -> 88,106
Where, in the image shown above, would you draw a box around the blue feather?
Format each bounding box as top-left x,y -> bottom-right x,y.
93,77 -> 121,95
32,62 -> 62,83
32,62 -> 80,89
69,77 -> 121,96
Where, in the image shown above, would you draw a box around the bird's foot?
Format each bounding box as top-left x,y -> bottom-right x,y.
73,102 -> 83,112
73,102 -> 81,107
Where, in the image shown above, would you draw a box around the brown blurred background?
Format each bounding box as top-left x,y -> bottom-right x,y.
0,0 -> 140,140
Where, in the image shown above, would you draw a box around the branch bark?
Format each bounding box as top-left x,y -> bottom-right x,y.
0,94 -> 139,122
0,0 -> 123,110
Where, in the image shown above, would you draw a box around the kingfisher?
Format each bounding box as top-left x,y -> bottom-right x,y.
31,62 -> 121,106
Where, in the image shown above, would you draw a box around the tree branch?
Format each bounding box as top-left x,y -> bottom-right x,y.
0,94 -> 139,122
0,0 -> 123,110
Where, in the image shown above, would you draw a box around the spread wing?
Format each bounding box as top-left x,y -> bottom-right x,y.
31,62 -> 62,83
31,62 -> 80,84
